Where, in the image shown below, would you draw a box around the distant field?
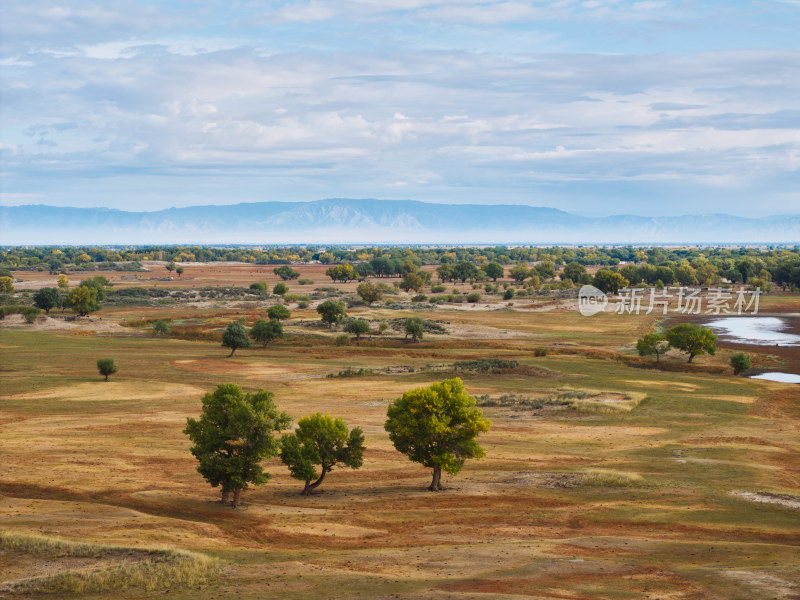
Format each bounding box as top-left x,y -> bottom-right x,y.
2,265 -> 799,599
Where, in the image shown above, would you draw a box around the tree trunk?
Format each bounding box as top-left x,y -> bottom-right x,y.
428,466 -> 443,491
228,347 -> 236,357
232,487 -> 241,508
305,468 -> 328,494
221,490 -> 230,505
104,374 -> 109,382
688,353 -> 694,363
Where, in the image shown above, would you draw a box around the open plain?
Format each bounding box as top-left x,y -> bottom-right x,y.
1,263 -> 799,599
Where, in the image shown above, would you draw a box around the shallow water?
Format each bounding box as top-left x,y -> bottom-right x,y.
706,317 -> 800,347
750,372 -> 800,384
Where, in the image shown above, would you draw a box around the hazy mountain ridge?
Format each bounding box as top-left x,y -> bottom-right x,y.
2,199 -> 798,245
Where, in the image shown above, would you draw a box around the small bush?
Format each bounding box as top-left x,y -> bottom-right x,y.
453,358 -> 519,373
273,282 -> 289,296
297,300 -> 309,309
411,294 -> 427,303
326,367 -> 374,378
731,352 -> 751,375
503,289 -> 514,300
579,469 -> 643,487
22,306 -> 41,323
466,292 -> 481,303
534,347 -> 548,357
430,285 -> 446,293
298,278 -> 314,285
335,334 -> 350,346
249,282 -> 267,292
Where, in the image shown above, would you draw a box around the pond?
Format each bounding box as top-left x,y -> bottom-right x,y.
705,317 -> 800,347
749,372 -> 800,384
704,316 -> 800,383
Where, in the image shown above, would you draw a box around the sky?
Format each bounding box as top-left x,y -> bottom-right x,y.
1,0 -> 799,217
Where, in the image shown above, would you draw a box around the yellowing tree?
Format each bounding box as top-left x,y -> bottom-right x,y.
385,379 -> 491,491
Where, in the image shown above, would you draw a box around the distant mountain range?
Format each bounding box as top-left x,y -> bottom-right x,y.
2,199 -> 799,245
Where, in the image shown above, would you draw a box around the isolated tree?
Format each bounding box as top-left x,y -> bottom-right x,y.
175,266 -> 184,277
33,287 -> 62,314
404,317 -> 424,342
344,318 -> 371,340
250,318 -> 283,346
385,378 -> 491,492
482,262 -> 504,281
0,276 -> 14,293
593,269 -> 629,294
57,274 -> 69,289
280,413 -> 365,496
272,282 -> 289,296
400,271 -> 426,293
273,266 -> 300,280
452,261 -> 480,283
153,319 -> 170,336
356,282 -> 383,305
666,323 -> 717,363
636,333 -> 670,363
68,285 -> 100,316
166,261 -> 176,274
731,352 -> 752,375
317,299 -> 347,327
97,358 -> 117,382
222,319 -> 253,357
183,384 -> 291,507
509,264 -> 530,282
267,304 -> 291,321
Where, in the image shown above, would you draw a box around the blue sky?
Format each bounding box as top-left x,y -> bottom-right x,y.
1,0 -> 799,216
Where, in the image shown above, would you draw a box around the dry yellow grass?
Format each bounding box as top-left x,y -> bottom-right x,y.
1,274 -> 799,599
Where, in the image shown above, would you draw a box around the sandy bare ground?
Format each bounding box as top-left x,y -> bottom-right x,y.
0,314 -> 132,334
731,491 -> 800,510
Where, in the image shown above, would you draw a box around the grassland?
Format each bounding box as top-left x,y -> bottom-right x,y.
1,264 -> 799,599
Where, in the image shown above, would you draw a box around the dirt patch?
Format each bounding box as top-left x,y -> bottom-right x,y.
0,315 -> 132,334
267,522 -> 385,538
624,379 -> 699,391
731,491 -> 800,510
5,381 -> 205,402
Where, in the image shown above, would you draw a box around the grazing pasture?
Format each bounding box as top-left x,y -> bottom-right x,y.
1,263 -> 799,599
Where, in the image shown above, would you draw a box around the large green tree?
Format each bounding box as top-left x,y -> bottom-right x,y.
482,262 -> 504,281
356,282 -> 383,304
452,261 -> 480,283
666,323 -> 717,363
68,285 -> 100,316
273,265 -> 300,280
33,287 -> 63,314
222,319 -> 253,357
636,333 -> 670,363
343,318 -> 371,340
280,414 -> 365,496
184,384 -> 291,507
96,358 -> 117,381
267,305 -> 291,321
250,318 -> 284,346
385,378 -> 491,491
316,299 -> 347,327
593,269 -> 629,294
